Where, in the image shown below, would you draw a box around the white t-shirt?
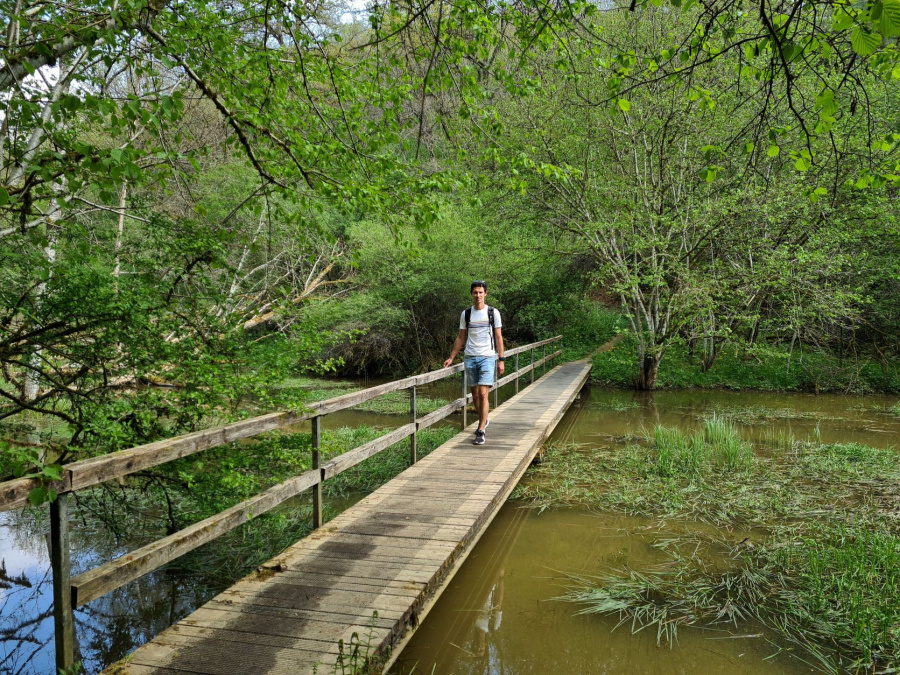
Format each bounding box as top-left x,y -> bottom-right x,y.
460,306 -> 502,357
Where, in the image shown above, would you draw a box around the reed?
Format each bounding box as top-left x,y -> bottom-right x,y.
703,415 -> 753,471
561,523 -> 900,673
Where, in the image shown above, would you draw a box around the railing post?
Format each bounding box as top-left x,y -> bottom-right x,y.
514,353 -> 519,394
311,416 -> 322,529
461,367 -> 468,430
493,360 -> 499,409
409,385 -> 417,465
530,348 -> 535,385
542,344 -> 546,376
50,493 -> 75,673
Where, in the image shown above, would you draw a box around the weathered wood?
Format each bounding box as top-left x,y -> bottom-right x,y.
69,412 -> 300,492
50,493 -> 75,672
305,364 -> 464,416
105,361 -> 591,675
311,416 -> 322,529
72,467 -> 320,607
0,474 -> 71,514
503,335 -> 561,356
320,423 -> 416,479
0,340 -> 558,513
415,396 -> 466,431
409,386 -> 417,465
495,350 -> 560,388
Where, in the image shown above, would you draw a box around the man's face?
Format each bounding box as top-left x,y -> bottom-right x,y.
471,286 -> 486,305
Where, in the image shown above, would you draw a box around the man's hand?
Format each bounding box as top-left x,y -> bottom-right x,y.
498,360 -> 505,376
443,357 -> 453,368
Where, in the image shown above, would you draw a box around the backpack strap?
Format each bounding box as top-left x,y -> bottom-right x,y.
488,306 -> 495,351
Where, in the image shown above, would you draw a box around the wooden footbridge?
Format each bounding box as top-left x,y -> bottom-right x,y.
0,337 -> 590,674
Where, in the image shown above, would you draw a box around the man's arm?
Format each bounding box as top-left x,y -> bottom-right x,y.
495,327 -> 505,375
443,329 -> 467,368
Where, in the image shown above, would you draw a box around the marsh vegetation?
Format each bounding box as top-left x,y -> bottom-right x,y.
515,397 -> 900,673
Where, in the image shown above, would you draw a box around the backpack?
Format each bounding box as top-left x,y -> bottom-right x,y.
464,305 -> 496,351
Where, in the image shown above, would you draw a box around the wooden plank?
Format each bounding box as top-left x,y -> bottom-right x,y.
496,350 -> 560,388
68,412 -> 301,494
0,474 -> 71,514
504,335 -> 561,355
72,468 -> 320,607
415,397 -> 465,431
203,598 -> 399,629
179,605 -> 394,643
320,423 -> 415,479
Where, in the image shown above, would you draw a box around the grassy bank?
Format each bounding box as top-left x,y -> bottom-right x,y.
590,329 -> 900,394
513,425 -> 900,672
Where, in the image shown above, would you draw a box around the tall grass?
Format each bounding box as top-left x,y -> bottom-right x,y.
703,415 -> 754,471
648,417 -> 752,476
562,524 -> 900,672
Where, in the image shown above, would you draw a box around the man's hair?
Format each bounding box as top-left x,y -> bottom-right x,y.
471,280 -> 487,291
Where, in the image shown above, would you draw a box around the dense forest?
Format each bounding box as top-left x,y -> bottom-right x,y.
1,0 -> 899,495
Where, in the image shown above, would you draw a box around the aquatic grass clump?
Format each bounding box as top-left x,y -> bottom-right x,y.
799,442 -> 900,481
771,526 -> 900,670
652,426 -> 707,476
703,415 -> 753,471
562,524 -> 900,673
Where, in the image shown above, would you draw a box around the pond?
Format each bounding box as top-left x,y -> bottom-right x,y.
389,387 -> 900,674
1,385 -> 898,674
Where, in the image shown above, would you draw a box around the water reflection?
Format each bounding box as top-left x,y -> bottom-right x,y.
0,510 -> 221,675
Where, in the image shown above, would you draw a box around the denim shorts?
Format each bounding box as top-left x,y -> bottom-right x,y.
464,355 -> 496,387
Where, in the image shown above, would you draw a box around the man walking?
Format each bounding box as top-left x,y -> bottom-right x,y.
444,281 -> 505,445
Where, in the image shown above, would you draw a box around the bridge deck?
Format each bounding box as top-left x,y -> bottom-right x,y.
106,361 -> 591,675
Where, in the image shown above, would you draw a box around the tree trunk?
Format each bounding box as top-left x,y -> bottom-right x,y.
701,338 -> 718,372
635,353 -> 661,390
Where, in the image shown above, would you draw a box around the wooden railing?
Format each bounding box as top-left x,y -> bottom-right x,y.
0,336 -> 562,671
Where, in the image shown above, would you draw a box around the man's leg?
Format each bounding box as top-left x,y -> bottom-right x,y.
473,385 -> 489,431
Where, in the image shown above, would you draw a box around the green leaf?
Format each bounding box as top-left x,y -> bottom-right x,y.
833,7 -> 855,31
795,157 -> 810,171
617,98 -> 631,112
42,464 -> 63,480
0,187 -> 8,206
877,0 -> 900,36
767,144 -> 780,157
27,486 -> 49,507
851,27 -> 881,55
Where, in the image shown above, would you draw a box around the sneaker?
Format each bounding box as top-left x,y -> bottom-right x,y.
473,429 -> 485,445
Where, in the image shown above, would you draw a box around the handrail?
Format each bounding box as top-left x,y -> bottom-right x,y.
0,334 -> 563,672
0,336 -> 561,513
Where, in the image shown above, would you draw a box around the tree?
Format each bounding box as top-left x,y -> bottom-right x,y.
0,0 -> 590,493
483,7 -> 883,388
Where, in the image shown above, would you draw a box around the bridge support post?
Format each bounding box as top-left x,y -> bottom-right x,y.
409,386 -> 417,464
461,369 -> 468,430
514,353 -> 519,394
50,493 -> 75,673
312,416 -> 323,529
542,344 -> 546,377
530,348 -> 535,385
